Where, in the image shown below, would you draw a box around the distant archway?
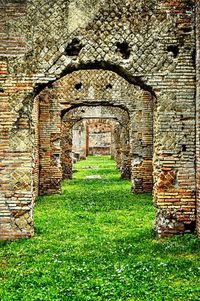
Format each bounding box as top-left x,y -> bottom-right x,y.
61,105 -> 131,180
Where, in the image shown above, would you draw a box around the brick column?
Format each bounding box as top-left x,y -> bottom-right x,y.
119,126 -> 131,179
61,118 -> 73,179
153,89 -> 196,236
130,92 -> 153,193
0,83 -> 35,239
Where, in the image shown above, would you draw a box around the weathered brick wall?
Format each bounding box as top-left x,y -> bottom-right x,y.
87,120 -> 112,156
0,1 -> 34,239
0,0 -> 197,239
0,1 -> 27,57
131,91 -> 153,192
72,121 -> 87,159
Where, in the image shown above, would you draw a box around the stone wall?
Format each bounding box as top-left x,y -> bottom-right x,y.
0,0 -> 197,239
72,121 -> 87,159
87,120 -> 112,156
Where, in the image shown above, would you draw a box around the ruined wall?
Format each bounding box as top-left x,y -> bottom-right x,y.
131,92 -> 153,192
87,120 -> 112,156
72,121 -> 87,159
0,0 -> 197,239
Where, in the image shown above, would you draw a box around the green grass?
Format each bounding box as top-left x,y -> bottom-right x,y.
0,156 -> 200,301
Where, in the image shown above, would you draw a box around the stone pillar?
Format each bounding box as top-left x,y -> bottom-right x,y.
130,92 -> 153,193
33,95 -> 40,199
150,0 -> 196,237
86,122 -> 89,156
38,91 -> 62,195
112,123 -> 121,168
110,121 -> 131,179
154,90 -> 196,236
72,120 -> 87,160
110,123 -> 116,159
61,118 -> 73,179
0,89 -> 35,239
119,126 -> 131,179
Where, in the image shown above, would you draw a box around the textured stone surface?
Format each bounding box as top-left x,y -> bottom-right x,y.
87,121 -> 112,156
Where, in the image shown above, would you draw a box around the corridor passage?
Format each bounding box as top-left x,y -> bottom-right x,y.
0,157 -> 199,301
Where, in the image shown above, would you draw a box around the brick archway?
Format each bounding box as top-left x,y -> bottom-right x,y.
60,105 -> 131,181
0,1 -> 197,239
37,70 -> 154,196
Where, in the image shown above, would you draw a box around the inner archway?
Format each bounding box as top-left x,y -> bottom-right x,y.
37,69 -> 154,197
61,104 -> 132,181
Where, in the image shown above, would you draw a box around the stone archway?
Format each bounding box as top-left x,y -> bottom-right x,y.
37,70 -> 154,196
60,104 -> 132,181
0,1 -> 196,239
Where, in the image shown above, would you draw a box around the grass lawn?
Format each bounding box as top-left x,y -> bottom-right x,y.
0,156 -> 199,301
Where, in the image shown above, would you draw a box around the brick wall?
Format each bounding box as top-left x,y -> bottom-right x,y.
87,120 -> 112,156
0,0 -> 197,239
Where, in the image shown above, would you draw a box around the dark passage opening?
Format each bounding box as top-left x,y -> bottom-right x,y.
65,38 -> 83,56
167,45 -> 179,58
75,82 -> 83,90
116,42 -> 131,59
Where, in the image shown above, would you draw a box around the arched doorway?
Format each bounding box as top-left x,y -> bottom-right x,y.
37,70 -> 153,196
0,1 -> 196,240
60,104 -> 132,181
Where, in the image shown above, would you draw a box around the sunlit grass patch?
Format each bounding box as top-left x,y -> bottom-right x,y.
0,156 -> 199,301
